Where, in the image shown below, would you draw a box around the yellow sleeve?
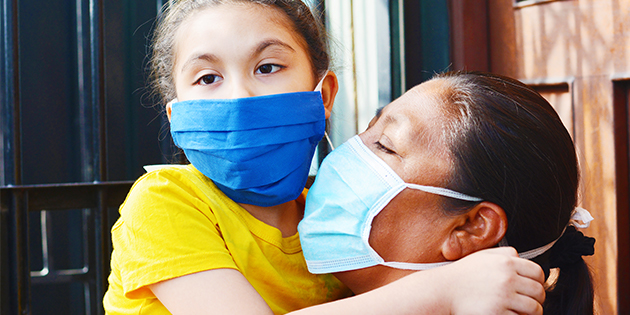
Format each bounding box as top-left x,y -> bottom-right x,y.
111,168 -> 237,300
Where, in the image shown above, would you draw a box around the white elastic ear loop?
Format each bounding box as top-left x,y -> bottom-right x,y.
406,183 -> 483,202
362,183 -> 457,271
500,207 -> 594,260
324,132 -> 335,150
314,74 -> 326,92
318,72 -> 334,151
382,260 -> 452,270
389,207 -> 595,270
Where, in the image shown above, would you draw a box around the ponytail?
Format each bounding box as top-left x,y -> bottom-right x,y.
432,72 -> 597,314
543,226 -> 596,315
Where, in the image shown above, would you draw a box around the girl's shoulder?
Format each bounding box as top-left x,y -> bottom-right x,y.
117,164 -> 238,231
124,164 -> 228,211
138,164 -> 210,189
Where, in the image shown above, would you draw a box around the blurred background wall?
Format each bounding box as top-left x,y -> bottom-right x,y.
1,0 -> 627,313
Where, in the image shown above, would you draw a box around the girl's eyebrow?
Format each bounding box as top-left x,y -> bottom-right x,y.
179,53 -> 220,74
179,39 -> 295,75
251,39 -> 296,56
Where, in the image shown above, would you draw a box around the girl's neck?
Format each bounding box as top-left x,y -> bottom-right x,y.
239,200 -> 303,238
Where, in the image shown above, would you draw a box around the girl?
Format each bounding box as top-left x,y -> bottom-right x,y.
104,1 -> 546,314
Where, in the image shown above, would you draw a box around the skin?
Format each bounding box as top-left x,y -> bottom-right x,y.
334,80 -> 509,294
148,3 -> 546,314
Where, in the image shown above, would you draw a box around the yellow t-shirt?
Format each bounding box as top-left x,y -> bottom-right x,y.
103,164 -> 351,314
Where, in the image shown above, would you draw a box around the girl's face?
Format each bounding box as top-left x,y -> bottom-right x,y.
335,80 -> 459,294
172,3 -> 317,101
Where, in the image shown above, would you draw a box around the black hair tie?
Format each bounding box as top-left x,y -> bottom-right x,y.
549,226 -> 595,268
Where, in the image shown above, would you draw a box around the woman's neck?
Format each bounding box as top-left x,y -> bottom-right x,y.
239,200 -> 303,237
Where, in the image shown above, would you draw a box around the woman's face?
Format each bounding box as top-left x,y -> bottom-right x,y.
171,3 -> 316,101
334,80 -> 460,294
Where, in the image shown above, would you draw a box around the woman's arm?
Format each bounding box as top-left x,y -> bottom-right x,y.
151,247 -> 545,315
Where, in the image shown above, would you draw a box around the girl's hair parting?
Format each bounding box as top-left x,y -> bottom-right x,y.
149,0 -> 330,105
434,71 -> 594,315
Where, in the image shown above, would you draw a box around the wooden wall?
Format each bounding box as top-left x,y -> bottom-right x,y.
452,0 -> 630,313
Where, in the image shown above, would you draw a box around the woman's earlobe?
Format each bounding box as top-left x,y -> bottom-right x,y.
442,233 -> 464,261
442,202 -> 507,261
320,71 -> 338,119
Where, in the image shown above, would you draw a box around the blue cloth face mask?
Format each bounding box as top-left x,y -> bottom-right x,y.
298,135 -> 483,274
170,91 -> 325,207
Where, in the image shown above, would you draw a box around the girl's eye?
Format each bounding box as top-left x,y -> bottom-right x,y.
375,141 -> 396,155
195,74 -> 222,85
256,64 -> 283,74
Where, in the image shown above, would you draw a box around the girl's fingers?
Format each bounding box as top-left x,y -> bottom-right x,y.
514,257 -> 545,284
507,293 -> 544,315
514,275 -> 546,305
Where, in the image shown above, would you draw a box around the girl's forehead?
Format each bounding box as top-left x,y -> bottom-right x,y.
177,3 -> 299,42
173,3 -> 307,62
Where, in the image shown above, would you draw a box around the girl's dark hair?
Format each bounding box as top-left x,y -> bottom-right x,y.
149,0 -> 329,104
434,71 -> 594,315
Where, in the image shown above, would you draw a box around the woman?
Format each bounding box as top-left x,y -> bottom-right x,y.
299,71 -> 596,315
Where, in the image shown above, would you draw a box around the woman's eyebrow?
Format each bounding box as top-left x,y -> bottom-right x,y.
382,113 -> 397,126
375,106 -> 384,118
368,111 -> 398,131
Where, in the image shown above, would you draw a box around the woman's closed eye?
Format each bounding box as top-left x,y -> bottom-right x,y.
256,63 -> 284,75
375,141 -> 396,155
195,74 -> 223,85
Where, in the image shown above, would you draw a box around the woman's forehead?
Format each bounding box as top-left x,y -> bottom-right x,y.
379,80 -> 452,159
380,81 -> 447,123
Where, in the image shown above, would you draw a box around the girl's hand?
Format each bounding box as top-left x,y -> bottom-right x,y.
441,247 -> 545,315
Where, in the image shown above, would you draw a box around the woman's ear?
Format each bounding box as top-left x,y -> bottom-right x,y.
319,71 -> 338,119
441,202 -> 507,261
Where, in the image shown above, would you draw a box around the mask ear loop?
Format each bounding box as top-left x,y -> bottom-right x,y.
315,72 -> 335,152
314,73 -> 327,92
316,72 -> 335,152
324,132 -> 335,150
498,207 -> 594,260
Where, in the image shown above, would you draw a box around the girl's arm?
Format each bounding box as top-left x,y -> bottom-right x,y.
150,247 -> 545,315
150,268 -> 273,314
292,247 -> 544,315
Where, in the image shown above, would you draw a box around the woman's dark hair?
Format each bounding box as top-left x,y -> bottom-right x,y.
434,71 -> 594,315
149,0 -> 329,104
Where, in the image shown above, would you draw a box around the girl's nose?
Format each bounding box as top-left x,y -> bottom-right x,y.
229,79 -> 256,99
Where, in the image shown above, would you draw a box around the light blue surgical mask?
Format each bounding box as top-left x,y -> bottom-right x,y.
298,135 -> 482,274
170,91 -> 325,207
